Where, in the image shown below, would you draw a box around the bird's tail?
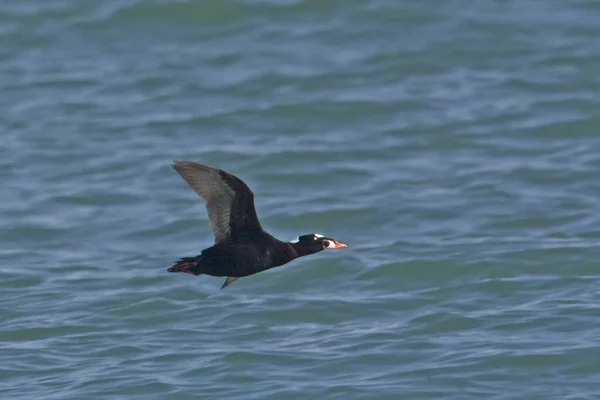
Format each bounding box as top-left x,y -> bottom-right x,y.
167,257 -> 202,275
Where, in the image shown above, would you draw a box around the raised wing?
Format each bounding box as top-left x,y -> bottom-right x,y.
173,161 -> 263,243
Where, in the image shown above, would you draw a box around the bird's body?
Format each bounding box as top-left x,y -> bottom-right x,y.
181,234 -> 296,277
168,161 -> 347,289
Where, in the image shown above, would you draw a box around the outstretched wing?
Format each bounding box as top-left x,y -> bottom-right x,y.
221,277 -> 238,289
173,161 -> 263,243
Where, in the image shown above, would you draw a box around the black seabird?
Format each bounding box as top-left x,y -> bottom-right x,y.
168,161 -> 347,289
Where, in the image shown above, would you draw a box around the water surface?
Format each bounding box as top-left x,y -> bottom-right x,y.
2,1 -> 600,399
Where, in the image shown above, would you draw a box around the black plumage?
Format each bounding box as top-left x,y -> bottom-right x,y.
168,161 -> 347,289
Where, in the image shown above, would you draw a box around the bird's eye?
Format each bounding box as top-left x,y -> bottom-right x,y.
322,240 -> 330,248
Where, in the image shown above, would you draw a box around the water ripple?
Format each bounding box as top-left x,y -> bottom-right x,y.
3,0 -> 600,399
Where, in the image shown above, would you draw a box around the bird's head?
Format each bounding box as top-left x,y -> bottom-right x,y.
290,233 -> 347,256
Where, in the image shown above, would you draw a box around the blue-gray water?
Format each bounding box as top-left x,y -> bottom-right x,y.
2,1 -> 600,399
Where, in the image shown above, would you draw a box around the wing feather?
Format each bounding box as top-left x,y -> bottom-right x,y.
173,161 -> 262,243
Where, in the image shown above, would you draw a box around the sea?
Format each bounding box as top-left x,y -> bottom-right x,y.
2,1 -> 600,399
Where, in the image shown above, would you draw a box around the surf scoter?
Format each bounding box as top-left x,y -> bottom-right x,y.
168,161 -> 347,289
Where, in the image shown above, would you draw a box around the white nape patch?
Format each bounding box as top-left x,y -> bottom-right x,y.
314,233 -> 324,239
290,237 -> 299,243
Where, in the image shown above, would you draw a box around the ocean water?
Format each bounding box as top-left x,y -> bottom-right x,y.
2,1 -> 600,399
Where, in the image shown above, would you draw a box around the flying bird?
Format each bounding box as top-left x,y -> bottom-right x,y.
168,161 -> 347,289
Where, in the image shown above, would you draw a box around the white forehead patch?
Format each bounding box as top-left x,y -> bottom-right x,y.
290,233 -> 324,243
